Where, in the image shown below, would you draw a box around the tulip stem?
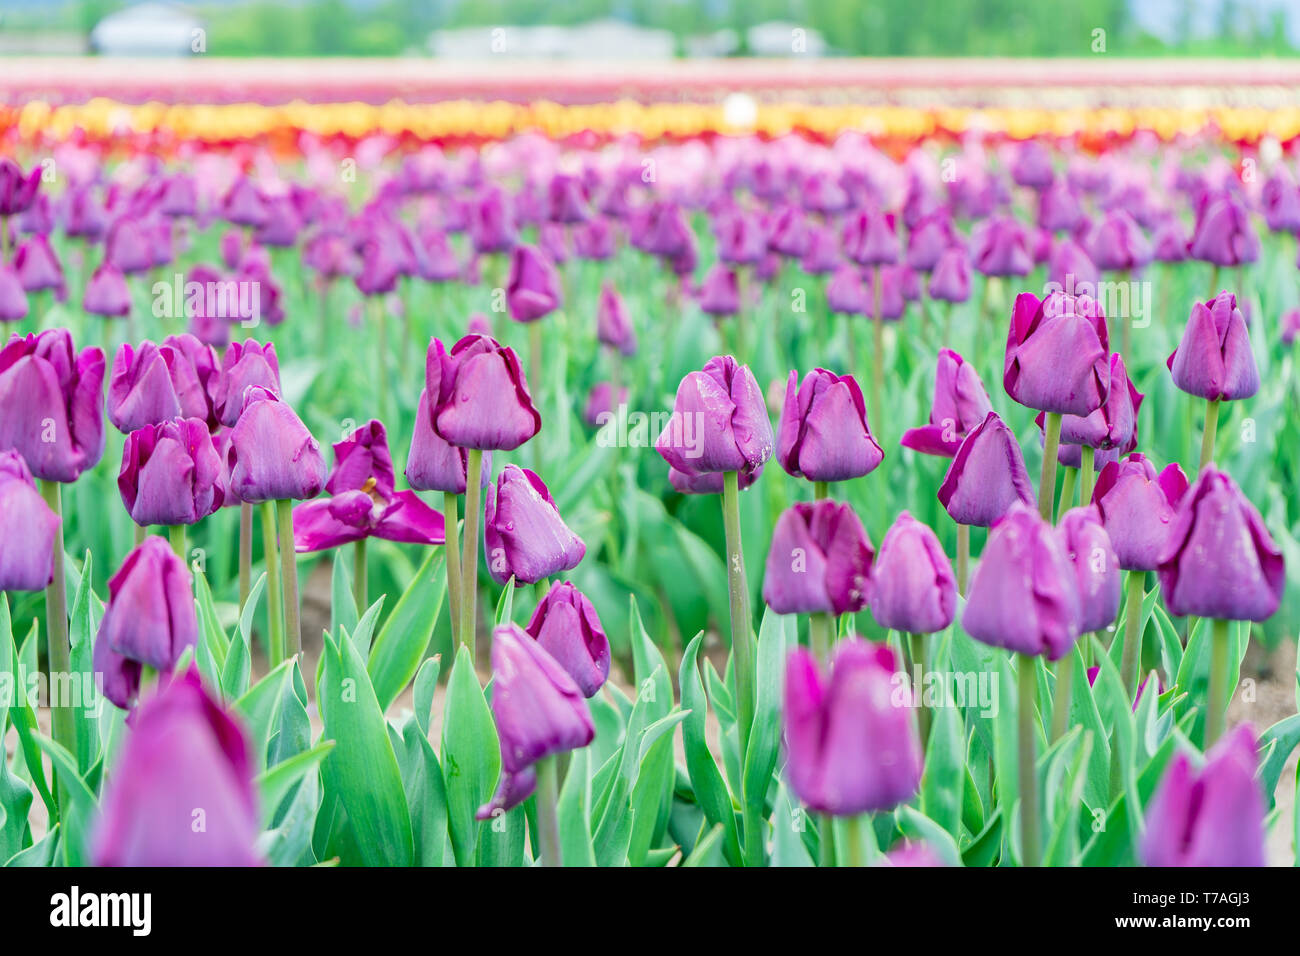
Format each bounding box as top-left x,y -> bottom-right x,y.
1206,618 -> 1230,748
353,538 -> 367,612
1038,412 -> 1061,521
534,756 -> 562,867
133,523 -> 147,548
1016,653 -> 1040,867
819,815 -> 835,867
1119,570 -> 1144,700
1056,466 -> 1077,523
1050,651 -> 1073,742
840,815 -> 866,867
722,470 -> 761,867
0,216 -> 8,263
443,492 -> 462,645
909,633 -> 930,746
813,480 -> 829,500
39,480 -> 75,798
1079,446 -> 1095,504
870,265 -> 884,426
168,525 -> 186,560
955,522 -> 970,597
259,502 -> 284,667
276,500 -> 301,659
809,612 -> 832,662
460,448 -> 483,658
238,502 -> 252,612
1199,398 -> 1220,473
371,297 -> 390,424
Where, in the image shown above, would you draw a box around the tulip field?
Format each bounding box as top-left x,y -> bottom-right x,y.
2,77 -> 1300,876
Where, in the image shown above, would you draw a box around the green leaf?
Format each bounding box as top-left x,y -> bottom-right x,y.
558,748 -> 597,867
397,716 -> 449,867
921,663 -> 965,839
769,784 -> 813,867
742,609 -> 788,829
412,655 -> 441,738
677,632 -> 742,866
0,599 -> 55,820
895,805 -> 964,867
317,629 -> 413,866
34,734 -> 96,867
680,823 -> 725,867
234,659 -> 297,772
441,646 -> 500,867
331,552 -> 359,642
256,740 -> 335,827
66,549 -> 102,775
368,550 -> 445,712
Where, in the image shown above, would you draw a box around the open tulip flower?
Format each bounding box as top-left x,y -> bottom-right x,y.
901,348 -> 993,458
0,449 -> 59,591
776,368 -> 883,484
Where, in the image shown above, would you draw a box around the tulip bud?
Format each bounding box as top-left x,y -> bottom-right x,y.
962,502 -> 1082,660
1140,724 -> 1266,867
825,264 -> 867,314
901,348 -> 993,458
843,207 -> 899,266
927,246 -> 971,302
484,465 -> 585,585
1091,453 -> 1188,571
227,386 -> 326,503
1085,210 -> 1152,272
0,159 -> 40,217
783,640 -> 922,816
762,499 -> 873,616
95,536 -> 198,683
1048,352 -> 1142,452
596,282 -> 636,356
15,236 -> 64,297
1037,181 -> 1084,233
470,185 -> 516,254
0,328 -> 105,482
525,581 -> 610,697
506,243 -> 562,322
1156,466 -> 1284,622
1167,292 -> 1259,401
1152,217 -> 1189,263
1004,291 -> 1110,416
800,227 -> 841,274
697,264 -> 740,316
93,666 -> 262,865
119,418 -> 226,526
214,339 -> 281,428
1189,195 -> 1259,267
425,334 -> 540,451
655,355 -> 773,482
475,623 -> 594,818
869,511 -> 957,635
1057,506 -> 1122,632
906,213 -> 958,272
0,266 -> 27,321
776,368 -> 883,482
583,381 -> 628,429
936,411 -> 1035,527
1010,142 -> 1054,189
83,263 -> 132,317
0,450 -> 59,591
971,216 -> 1033,277
221,176 -> 268,229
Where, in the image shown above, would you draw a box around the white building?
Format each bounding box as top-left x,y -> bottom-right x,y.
746,21 -> 827,57
90,2 -> 204,57
429,19 -> 676,59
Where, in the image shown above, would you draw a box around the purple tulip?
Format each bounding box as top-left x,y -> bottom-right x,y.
64,184 -> 108,240
221,176 -> 268,229
1057,505 -> 1122,632
107,336 -> 216,434
927,246 -> 971,302
1010,142 -> 1054,189
776,368 -> 883,482
547,173 -> 589,224
405,387 -> 493,494
484,464 -> 585,585
1262,173 -> 1300,232
962,502 -> 1082,660
654,355 -> 773,483
881,842 -> 947,867
93,666 -> 262,865
506,243 -> 562,322
937,411 -> 1035,527
1140,724 -> 1265,867
94,536 -> 198,698
1189,195 -> 1259,267
425,334 -> 540,451
119,418 -> 225,526
1004,291 -> 1110,417
768,204 -> 809,258
226,386 -> 326,503
0,450 -> 59,591
470,185 -> 516,254
596,282 -> 636,356
801,171 -> 849,215
783,639 -> 922,816
525,581 -> 610,697
294,419 -> 444,551
83,263 -> 132,317
1047,238 -> 1099,291
1037,181 -> 1085,233
901,348 -> 993,458
864,266 -> 907,319
1085,210 -> 1152,272
971,216 -> 1033,277
475,623 -> 594,818
0,267 -> 26,321
582,381 -> 627,429
869,511 -> 956,634
0,159 -> 40,217
0,328 -> 105,482
1091,453 -> 1189,571
572,218 -> 616,261
157,173 -> 197,218
1151,217 -> 1189,262
906,213 -> 959,272
762,500 -> 873,616
1047,351 -> 1142,453
1283,307 -> 1300,347
1156,466 -> 1284,622
1167,292 -> 1259,401
697,264 -> 740,316
214,339 -> 281,428
801,227 -> 841,274
825,264 -> 867,314
14,235 -> 64,296
106,216 -> 154,275
843,207 -> 899,266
